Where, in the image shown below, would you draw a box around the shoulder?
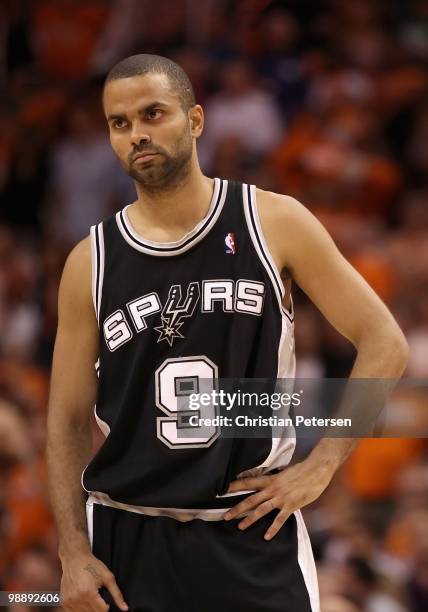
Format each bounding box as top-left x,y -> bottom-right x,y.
254,186 -> 311,227
253,186 -> 336,275
65,234 -> 92,270
60,235 -> 93,302
56,234 -> 99,343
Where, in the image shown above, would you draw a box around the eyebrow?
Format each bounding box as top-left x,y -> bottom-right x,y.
107,101 -> 169,122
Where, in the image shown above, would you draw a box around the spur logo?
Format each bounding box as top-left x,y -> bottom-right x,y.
154,282 -> 200,346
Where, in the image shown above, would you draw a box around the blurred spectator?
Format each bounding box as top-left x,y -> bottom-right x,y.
90,0 -> 147,74
341,556 -> 408,612
406,508 -> 428,611
254,9 -> 308,120
399,0 -> 428,62
172,47 -> 213,105
322,594 -> 362,612
406,103 -> 428,185
199,59 -> 284,171
343,437 -> 426,502
0,234 -> 42,361
44,91 -> 134,245
5,547 -> 60,595
269,103 -> 402,219
1,0 -> 34,86
0,130 -> 49,230
31,0 -> 109,81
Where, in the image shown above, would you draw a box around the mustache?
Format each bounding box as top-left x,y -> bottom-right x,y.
129,145 -> 163,163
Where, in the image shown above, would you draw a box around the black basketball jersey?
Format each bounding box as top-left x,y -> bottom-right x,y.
81,178 -> 296,511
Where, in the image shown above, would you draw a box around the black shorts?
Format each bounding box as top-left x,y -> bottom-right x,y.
86,499 -> 319,612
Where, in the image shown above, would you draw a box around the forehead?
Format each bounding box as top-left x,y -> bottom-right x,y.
103,73 -> 180,115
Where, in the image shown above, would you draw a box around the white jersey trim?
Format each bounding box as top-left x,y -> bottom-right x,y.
239,183 -> 296,477
89,222 -> 105,324
115,178 -> 228,256
86,491 -> 238,522
243,183 -> 294,323
90,225 -> 97,316
238,312 -> 296,477
295,510 -> 320,611
95,360 -> 109,433
94,408 -> 110,437
81,361 -> 111,497
86,500 -> 94,551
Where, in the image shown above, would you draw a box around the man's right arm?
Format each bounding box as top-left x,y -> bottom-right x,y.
46,237 -> 128,611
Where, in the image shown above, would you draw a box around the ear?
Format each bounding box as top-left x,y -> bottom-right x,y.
188,105 -> 204,138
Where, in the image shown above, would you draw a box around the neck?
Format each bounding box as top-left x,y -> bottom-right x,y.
130,162 -> 215,237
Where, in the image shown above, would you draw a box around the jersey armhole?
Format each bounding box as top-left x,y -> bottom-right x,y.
89,222 -> 105,326
242,183 -> 294,323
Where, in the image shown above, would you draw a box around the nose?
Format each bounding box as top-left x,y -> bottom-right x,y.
130,120 -> 151,147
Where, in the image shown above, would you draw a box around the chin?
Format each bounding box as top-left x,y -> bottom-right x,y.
132,169 -> 169,187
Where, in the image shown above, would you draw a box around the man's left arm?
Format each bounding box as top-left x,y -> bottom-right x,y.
224,191 -> 409,539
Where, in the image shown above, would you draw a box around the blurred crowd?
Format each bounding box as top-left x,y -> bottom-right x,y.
1,0 -> 428,610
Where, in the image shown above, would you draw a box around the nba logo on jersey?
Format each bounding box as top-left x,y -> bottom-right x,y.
225,232 -> 236,254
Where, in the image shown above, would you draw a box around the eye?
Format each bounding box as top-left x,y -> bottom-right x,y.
112,118 -> 127,129
147,109 -> 163,120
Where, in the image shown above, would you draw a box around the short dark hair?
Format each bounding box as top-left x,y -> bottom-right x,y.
104,54 -> 195,110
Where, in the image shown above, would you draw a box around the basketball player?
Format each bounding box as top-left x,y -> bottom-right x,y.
47,55 -> 408,612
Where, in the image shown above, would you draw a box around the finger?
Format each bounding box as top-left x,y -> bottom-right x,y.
227,475 -> 271,493
92,592 -> 110,611
238,500 -> 276,530
224,490 -> 270,520
264,510 -> 290,540
103,573 -> 128,611
62,591 -> 107,612
84,589 -> 110,612
60,592 -> 89,611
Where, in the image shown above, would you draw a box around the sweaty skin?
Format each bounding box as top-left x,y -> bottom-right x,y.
47,71 -> 408,610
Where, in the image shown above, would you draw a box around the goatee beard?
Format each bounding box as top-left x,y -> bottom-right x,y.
128,149 -> 193,195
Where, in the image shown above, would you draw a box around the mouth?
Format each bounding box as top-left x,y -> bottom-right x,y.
133,152 -> 158,164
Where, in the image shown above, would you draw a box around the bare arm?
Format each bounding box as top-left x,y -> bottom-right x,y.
47,237 -> 128,611
270,193 -> 408,375
225,191 -> 409,538
260,191 -> 409,469
47,237 -> 98,558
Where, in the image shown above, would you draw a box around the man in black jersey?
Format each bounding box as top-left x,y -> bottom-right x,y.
47,55 -> 408,612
